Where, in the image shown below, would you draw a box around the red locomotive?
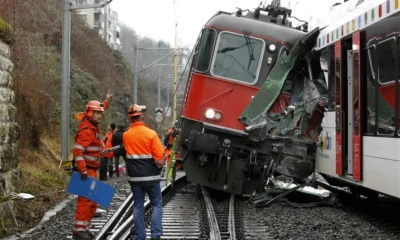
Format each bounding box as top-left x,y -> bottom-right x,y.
178,1 -> 315,195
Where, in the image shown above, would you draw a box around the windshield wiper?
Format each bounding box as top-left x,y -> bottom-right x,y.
243,31 -> 255,71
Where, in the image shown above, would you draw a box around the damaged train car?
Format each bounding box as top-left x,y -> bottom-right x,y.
178,0 -> 329,195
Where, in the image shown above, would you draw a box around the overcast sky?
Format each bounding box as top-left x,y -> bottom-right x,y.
110,0 -> 345,48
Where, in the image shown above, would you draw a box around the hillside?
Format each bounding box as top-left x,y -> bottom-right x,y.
0,0 -> 170,236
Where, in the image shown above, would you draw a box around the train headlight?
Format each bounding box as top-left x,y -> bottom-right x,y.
204,108 -> 223,121
205,109 -> 215,119
269,44 -> 276,52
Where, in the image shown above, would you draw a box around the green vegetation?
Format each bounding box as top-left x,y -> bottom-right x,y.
0,0 -> 145,237
0,0 -> 190,236
0,17 -> 12,45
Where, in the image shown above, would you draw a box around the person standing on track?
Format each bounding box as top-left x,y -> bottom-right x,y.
72,91 -> 113,240
164,120 -> 181,169
123,104 -> 165,240
100,123 -> 116,180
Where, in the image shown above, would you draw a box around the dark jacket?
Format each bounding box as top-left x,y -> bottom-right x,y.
112,129 -> 126,156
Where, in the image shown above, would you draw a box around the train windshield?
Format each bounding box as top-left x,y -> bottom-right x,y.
211,32 -> 264,84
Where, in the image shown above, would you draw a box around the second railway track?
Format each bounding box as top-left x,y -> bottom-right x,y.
95,174 -> 400,240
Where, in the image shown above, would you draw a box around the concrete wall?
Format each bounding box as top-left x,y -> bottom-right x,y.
0,36 -> 21,200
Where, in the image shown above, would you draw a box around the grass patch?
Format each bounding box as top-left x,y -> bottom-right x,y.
0,136 -> 71,237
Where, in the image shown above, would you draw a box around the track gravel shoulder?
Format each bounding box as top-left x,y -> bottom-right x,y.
241,200 -> 397,240
11,176 -> 130,240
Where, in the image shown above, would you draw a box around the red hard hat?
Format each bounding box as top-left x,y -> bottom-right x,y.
85,100 -> 104,112
128,104 -> 143,117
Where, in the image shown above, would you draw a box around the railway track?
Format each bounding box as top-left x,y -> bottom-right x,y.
99,176 -> 241,240
87,181 -> 132,238
93,174 -> 400,240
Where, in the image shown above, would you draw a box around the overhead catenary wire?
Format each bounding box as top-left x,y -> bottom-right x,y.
156,47 -> 194,134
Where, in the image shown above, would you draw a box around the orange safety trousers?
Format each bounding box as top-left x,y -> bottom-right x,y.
73,168 -> 98,233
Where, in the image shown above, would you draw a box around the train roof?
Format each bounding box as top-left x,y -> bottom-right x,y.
206,13 -> 306,48
316,0 -> 400,50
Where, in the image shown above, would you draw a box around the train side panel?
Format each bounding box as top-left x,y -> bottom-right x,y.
317,113 -> 400,198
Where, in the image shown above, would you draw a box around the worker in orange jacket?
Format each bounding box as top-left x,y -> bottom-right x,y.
100,123 -> 116,180
163,120 -> 180,169
72,91 -> 112,240
122,104 -> 164,240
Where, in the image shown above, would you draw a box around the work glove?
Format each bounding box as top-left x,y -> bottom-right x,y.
80,171 -> 88,181
106,89 -> 113,101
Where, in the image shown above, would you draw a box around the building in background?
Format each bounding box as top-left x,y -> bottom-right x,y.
73,0 -> 121,50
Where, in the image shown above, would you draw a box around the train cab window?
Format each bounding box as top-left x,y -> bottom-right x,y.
376,39 -> 396,135
195,28 -> 217,72
211,32 -> 264,84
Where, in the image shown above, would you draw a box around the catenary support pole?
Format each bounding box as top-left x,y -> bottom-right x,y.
173,0 -> 178,122
61,0 -> 112,162
133,47 -> 139,104
157,42 -> 161,108
61,0 -> 72,163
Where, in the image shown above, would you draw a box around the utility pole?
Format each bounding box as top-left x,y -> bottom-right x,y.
133,46 -> 138,104
173,0 -> 178,123
157,42 -> 161,108
61,0 -> 71,163
61,0 -> 112,163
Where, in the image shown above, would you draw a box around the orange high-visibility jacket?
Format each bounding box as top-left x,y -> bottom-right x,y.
73,100 -> 109,173
123,122 -> 165,183
103,130 -> 115,158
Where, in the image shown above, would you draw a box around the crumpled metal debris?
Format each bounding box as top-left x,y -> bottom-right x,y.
238,27 -> 324,143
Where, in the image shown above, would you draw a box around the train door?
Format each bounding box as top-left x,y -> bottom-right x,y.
352,31 -> 362,181
335,40 -> 343,176
335,32 -> 362,180
346,44 -> 353,175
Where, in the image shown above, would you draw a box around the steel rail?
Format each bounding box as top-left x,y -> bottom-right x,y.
228,193 -> 237,240
95,193 -> 133,240
201,186 -> 221,240
107,176 -> 187,240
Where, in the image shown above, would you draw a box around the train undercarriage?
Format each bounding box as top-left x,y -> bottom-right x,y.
179,118 -> 319,195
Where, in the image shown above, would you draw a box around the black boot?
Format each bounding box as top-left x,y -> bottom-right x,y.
109,168 -> 113,178
99,158 -> 108,181
72,232 -> 92,240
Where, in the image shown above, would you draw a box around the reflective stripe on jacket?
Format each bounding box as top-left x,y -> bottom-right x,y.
122,122 -> 165,183
73,119 -> 103,171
